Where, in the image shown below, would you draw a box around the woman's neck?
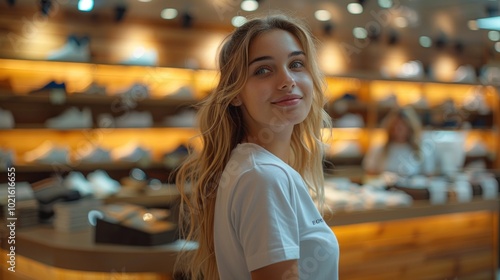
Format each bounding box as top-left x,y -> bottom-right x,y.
243,128 -> 293,163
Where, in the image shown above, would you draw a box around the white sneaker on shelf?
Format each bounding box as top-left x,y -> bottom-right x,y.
63,171 -> 94,197
111,142 -> 152,163
396,60 -> 424,79
378,94 -> 398,108
165,86 -> 195,100
462,86 -> 491,114
115,111 -> 153,128
0,108 -> 14,128
163,110 -> 197,127
74,146 -> 112,163
0,148 -> 15,168
465,139 -> 488,157
87,170 -> 121,199
23,141 -> 70,164
120,48 -> 158,66
79,82 -> 107,95
480,65 -> 500,85
334,113 -> 364,128
47,35 -> 90,62
453,65 -> 477,83
45,107 -> 93,129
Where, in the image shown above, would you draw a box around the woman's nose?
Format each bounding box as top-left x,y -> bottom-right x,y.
278,69 -> 296,90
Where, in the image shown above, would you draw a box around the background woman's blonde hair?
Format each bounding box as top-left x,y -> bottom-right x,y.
175,12 -> 332,280
382,105 -> 423,159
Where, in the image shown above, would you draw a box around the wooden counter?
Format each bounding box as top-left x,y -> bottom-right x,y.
1,199 -> 498,280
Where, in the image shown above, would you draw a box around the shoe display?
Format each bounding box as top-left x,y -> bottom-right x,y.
87,169 -> 121,199
73,146 -> 112,163
30,81 -> 66,94
0,148 -> 15,168
120,48 -> 158,66
78,82 -> 107,95
111,142 -> 152,163
163,109 -> 197,127
45,107 -> 93,129
377,94 -> 398,108
47,34 -> 90,62
23,141 -> 70,164
0,108 -> 14,128
462,86 -> 490,115
114,83 -> 150,108
396,60 -> 424,79
453,65 -> 477,83
326,140 -> 362,158
53,198 -> 102,232
115,111 -> 153,128
163,144 -> 189,169
63,171 -> 94,197
334,113 -> 364,128
165,86 -> 195,100
479,65 -> 500,85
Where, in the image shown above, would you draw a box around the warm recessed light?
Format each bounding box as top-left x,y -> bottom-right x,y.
241,0 -> 258,12
419,36 -> 432,48
378,0 -> 392,8
347,3 -> 363,14
138,0 -> 152,2
488,30 -> 500,41
353,27 -> 367,39
394,17 -> 408,28
161,8 -> 178,20
78,0 -> 94,12
232,16 -> 247,27
314,10 -> 331,21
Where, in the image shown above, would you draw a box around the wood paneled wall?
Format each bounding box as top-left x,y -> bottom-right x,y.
333,210 -> 498,280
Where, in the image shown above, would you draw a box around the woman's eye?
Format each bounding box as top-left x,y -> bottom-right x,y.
254,67 -> 271,75
290,61 -> 305,69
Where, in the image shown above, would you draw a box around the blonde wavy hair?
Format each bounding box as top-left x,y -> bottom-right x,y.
175,13 -> 332,280
382,106 -> 423,160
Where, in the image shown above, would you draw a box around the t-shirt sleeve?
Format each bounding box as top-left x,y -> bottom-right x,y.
230,164 -> 300,272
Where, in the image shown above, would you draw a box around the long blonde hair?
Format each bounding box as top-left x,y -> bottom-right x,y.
175,13 -> 332,280
382,106 -> 422,159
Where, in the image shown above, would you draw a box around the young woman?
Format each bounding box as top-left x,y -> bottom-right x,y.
175,14 -> 339,280
363,106 -> 436,176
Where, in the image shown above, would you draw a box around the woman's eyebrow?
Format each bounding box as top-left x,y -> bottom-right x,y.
248,50 -> 306,66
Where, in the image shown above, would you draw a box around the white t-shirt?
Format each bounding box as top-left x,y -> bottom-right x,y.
363,143 -> 436,176
214,143 -> 339,280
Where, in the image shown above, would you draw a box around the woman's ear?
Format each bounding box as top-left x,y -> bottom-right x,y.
231,98 -> 242,106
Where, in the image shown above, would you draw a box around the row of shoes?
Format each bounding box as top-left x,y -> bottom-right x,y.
323,137 -> 492,159
47,34 -> 159,66
380,61 -> 498,85
323,177 -> 413,212
0,182 -> 39,228
26,80 -> 196,101
0,106 -> 197,129
18,141 -> 190,167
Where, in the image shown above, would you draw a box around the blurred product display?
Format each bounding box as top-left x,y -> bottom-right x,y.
45,107 -> 93,129
0,107 -> 14,128
47,34 -> 91,62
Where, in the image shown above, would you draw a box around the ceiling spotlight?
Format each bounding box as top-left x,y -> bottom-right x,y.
387,29 -> 399,45
231,15 -> 247,27
489,30 -> 500,41
454,41 -> 464,53
314,10 -> 331,21
419,36 -> 432,48
378,0 -> 392,8
435,33 -> 447,49
353,27 -> 367,39
241,0 -> 258,12
114,5 -> 127,22
322,21 -> 335,36
40,0 -> 52,16
347,3 -> 363,14
78,0 -> 94,12
181,12 -> 193,28
161,8 -> 178,19
394,17 -> 408,28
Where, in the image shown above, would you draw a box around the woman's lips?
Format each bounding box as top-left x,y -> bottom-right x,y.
272,97 -> 302,106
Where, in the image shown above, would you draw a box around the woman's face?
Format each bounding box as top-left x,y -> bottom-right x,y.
390,117 -> 410,143
236,29 -> 313,141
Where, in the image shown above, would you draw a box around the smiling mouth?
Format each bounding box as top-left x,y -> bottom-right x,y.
271,97 -> 302,104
